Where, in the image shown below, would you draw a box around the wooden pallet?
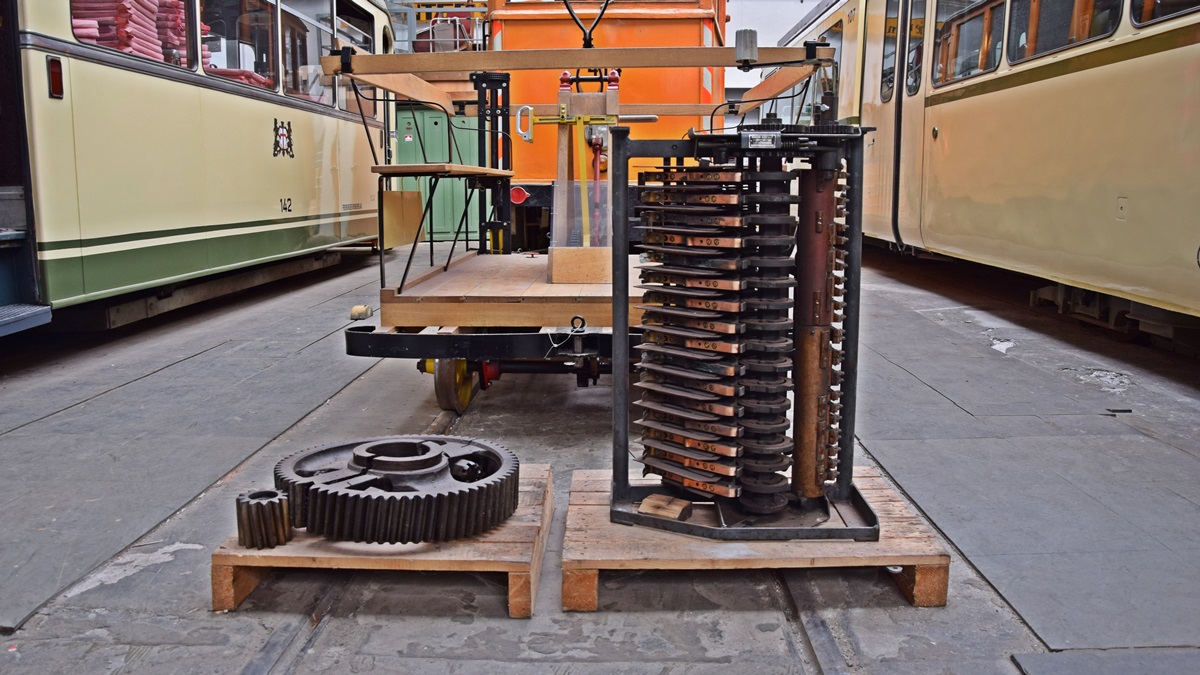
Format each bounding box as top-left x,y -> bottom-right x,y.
561,466 -> 951,611
211,464 -> 552,618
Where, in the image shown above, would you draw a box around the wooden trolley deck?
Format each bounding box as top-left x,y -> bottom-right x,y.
561,466 -> 951,610
211,464 -> 553,618
381,253 -> 642,328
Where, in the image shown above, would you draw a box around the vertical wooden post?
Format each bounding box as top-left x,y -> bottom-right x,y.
892,564 -> 950,607
562,569 -> 600,611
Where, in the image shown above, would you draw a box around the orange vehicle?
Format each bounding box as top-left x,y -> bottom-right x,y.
486,0 -> 729,243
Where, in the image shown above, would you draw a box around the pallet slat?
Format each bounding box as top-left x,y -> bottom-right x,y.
211,464 -> 552,618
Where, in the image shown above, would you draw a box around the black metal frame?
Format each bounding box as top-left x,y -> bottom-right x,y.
378,72 -> 515,293
607,125 -> 880,541
346,324 -> 637,360
472,72 -> 513,255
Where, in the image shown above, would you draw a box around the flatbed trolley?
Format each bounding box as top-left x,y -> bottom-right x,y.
334,45 -> 826,413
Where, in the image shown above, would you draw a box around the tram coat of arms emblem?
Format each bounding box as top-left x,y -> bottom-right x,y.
273,119 -> 294,158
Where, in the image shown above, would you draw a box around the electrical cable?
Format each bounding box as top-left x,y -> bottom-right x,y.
351,81 -> 379,165
350,87 -> 515,165
706,78 -> 811,133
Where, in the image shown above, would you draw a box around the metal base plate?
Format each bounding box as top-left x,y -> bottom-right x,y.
610,482 -> 880,541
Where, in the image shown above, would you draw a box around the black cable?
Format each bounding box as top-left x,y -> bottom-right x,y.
707,78 -> 811,132
348,88 -> 516,164
351,81 -> 379,165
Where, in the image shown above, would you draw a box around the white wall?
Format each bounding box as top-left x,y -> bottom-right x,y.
725,0 -> 807,89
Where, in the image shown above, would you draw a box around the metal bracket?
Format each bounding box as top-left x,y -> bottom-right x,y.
516,104 -> 619,143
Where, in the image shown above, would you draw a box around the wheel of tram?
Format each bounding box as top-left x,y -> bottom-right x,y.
433,358 -> 477,414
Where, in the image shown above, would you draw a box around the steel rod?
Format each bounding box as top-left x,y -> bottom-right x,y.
833,132 -> 865,500
610,126 -> 631,501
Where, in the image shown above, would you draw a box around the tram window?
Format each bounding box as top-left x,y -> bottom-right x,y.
283,1 -> 334,105
880,0 -> 901,102
71,0 -> 197,68
932,0 -> 1005,85
1008,0 -> 1122,63
337,3 -> 377,118
201,0 -> 279,90
1132,0 -> 1200,25
789,22 -> 844,123
906,0 -> 926,95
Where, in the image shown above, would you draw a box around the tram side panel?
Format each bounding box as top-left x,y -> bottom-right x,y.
920,28 -> 1200,318
336,100 -> 381,243
20,46 -> 84,305
15,0 -> 385,311
71,59 -> 208,295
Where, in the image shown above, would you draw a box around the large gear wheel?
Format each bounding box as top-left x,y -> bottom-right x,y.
274,435 -> 519,544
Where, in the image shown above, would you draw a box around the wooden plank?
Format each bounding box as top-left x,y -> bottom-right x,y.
380,300 -> 642,329
402,255 -> 512,299
560,467 -> 952,609
471,258 -> 547,300
472,103 -> 726,118
379,253 -> 643,327
349,73 -> 455,115
373,163 -> 514,178
736,65 -> 818,116
489,7 -> 713,21
382,190 -> 424,250
638,493 -> 693,520
548,247 -> 613,284
211,464 -> 553,616
323,47 -> 812,76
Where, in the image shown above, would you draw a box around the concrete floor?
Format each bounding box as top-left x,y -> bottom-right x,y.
1,247 -> 1198,673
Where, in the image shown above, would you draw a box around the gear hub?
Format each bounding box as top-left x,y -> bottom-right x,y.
274,435 -> 520,544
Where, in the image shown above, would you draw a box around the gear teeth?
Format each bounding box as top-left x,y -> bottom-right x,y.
235,489 -> 292,549
271,436 -> 519,545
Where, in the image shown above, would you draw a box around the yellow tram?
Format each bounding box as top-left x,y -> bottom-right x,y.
0,0 -> 391,335
779,0 -> 1200,336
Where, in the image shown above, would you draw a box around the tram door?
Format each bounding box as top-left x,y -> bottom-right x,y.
0,0 -> 23,187
0,0 -> 49,333
860,0 -> 927,248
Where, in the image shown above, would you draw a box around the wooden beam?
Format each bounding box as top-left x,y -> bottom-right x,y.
732,65 -> 817,116
465,103 -> 728,117
322,46 -> 811,76
349,73 -> 456,115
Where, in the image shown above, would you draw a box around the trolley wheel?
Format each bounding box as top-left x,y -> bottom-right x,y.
433,358 -> 476,414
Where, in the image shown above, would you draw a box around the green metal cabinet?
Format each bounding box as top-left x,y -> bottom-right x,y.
392,108 -> 480,242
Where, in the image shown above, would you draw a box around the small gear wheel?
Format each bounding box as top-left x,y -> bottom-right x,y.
235,489 -> 292,549
274,435 -> 519,544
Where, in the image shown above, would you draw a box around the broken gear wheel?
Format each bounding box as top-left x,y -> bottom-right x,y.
274,435 -> 520,544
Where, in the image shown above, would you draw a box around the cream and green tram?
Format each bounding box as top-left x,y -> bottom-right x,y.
0,0 -> 391,336
778,0 -> 1200,336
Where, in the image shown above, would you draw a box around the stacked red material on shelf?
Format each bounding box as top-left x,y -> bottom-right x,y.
73,18 -> 101,41
71,0 -> 165,61
156,0 -> 187,66
199,22 -> 213,68
205,68 -> 274,88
